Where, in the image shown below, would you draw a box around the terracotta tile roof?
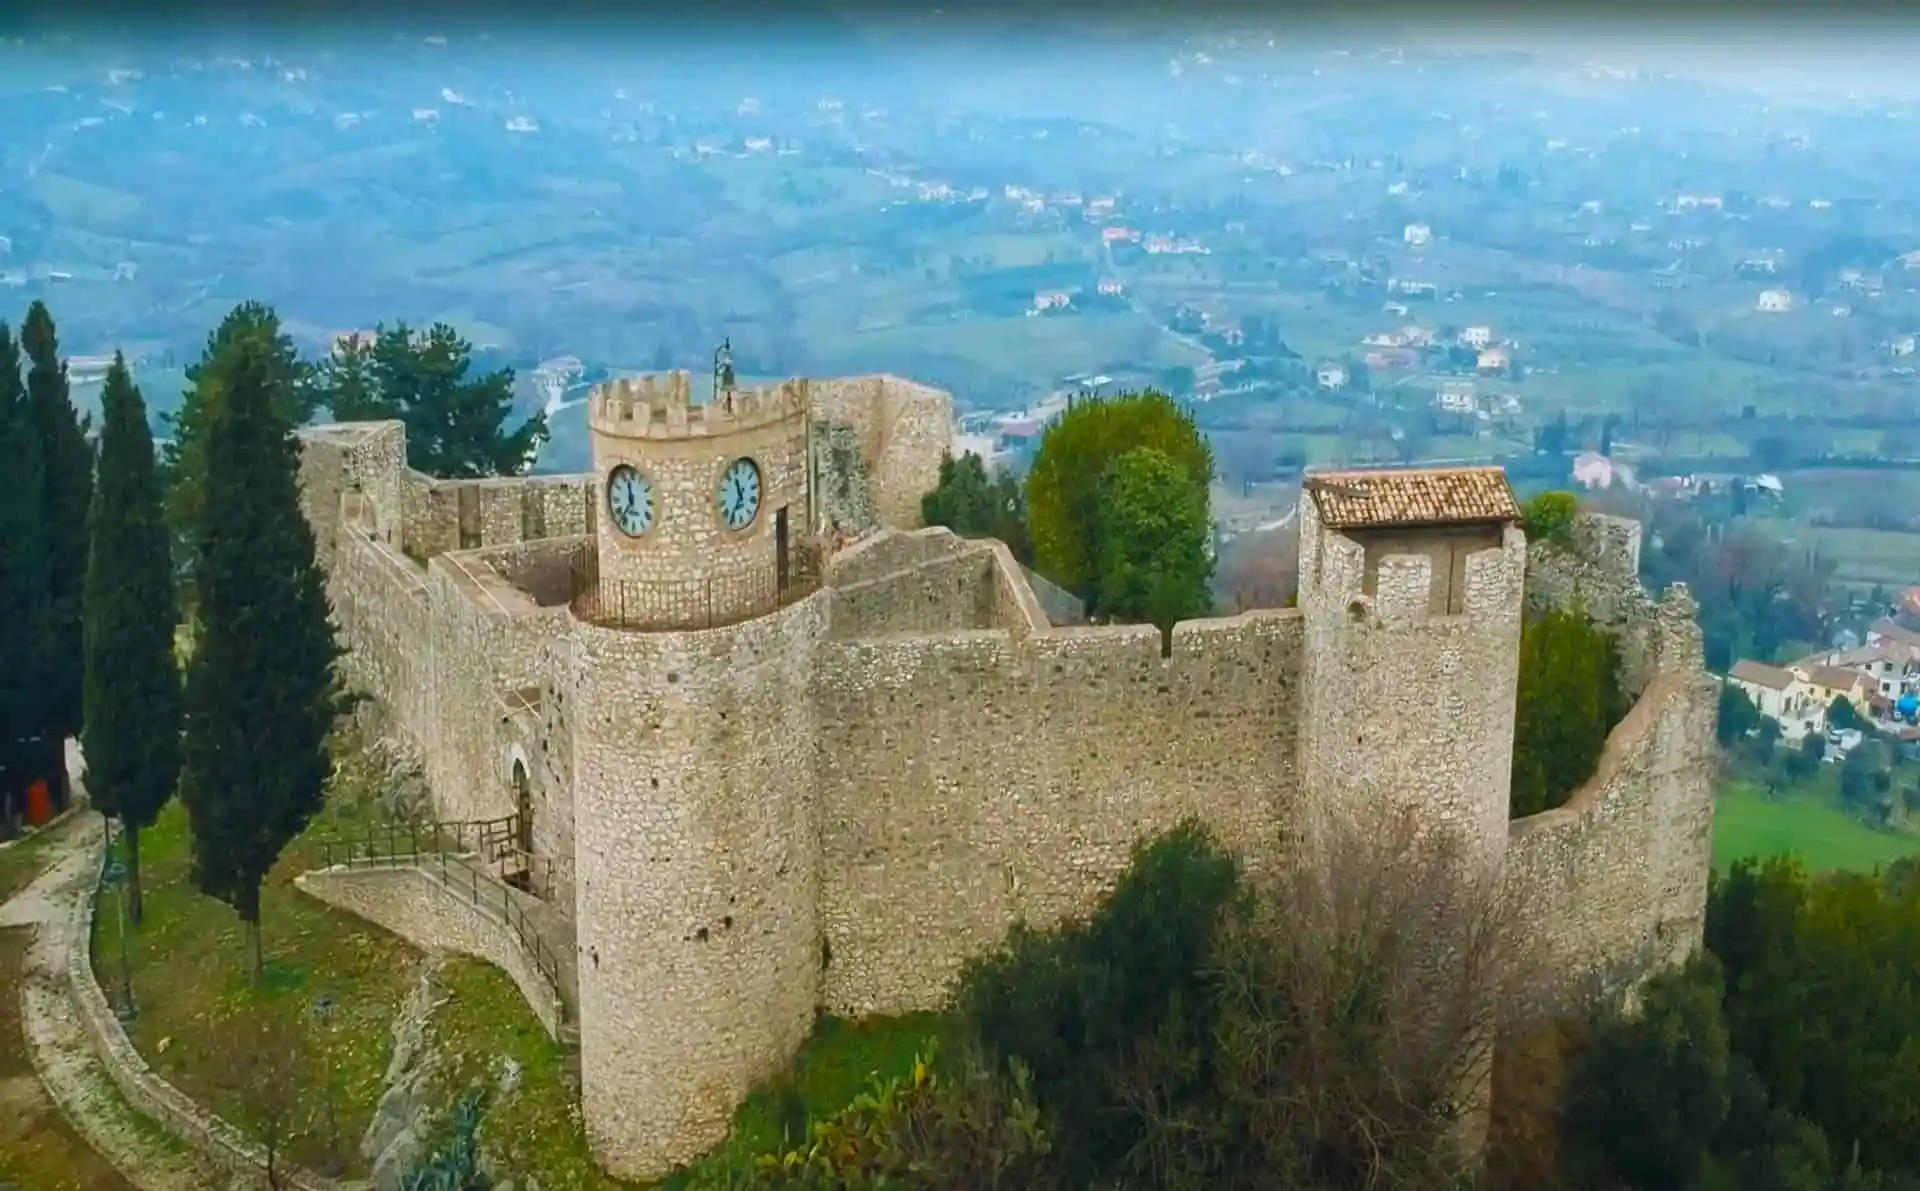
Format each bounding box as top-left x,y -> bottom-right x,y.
1806,664 -> 1867,693
1305,466 -> 1521,531
1730,659 -> 1796,690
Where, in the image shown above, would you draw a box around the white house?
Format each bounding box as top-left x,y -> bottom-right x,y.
1729,661 -> 1825,741
1757,289 -> 1795,313
1315,363 -> 1349,391
1404,223 -> 1432,246
1461,325 -> 1494,349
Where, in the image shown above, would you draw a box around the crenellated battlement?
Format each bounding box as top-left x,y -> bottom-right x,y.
589,371 -> 811,440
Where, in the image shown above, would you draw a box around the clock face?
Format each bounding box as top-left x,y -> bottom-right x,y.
606,464 -> 655,538
717,457 -> 762,531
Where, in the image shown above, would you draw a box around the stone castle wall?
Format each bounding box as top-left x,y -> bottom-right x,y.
1503,514 -> 1717,1024
813,609 -> 1302,1017
297,411 -> 1718,1183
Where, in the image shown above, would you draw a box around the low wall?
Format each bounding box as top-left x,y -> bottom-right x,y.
61,825 -> 367,1191
825,546 -> 1000,639
296,864 -> 566,1040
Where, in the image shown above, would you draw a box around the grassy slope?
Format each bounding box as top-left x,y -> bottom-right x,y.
1714,779 -> 1920,874
424,956 -> 946,1191
91,761 -> 420,1177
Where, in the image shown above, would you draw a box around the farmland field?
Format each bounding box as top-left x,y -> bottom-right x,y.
1714,780 -> 1920,874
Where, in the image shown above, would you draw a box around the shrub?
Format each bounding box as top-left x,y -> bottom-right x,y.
1521,491 -> 1579,546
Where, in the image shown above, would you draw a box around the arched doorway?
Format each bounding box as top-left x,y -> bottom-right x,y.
511,760 -> 533,856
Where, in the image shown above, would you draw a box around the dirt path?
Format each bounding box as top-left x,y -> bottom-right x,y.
0,810 -> 238,1191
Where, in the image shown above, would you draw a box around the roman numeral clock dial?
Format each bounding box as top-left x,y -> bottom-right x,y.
606,464 -> 655,537
718,457 -> 762,530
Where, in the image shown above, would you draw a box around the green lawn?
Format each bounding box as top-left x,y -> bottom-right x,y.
1795,525 -> 1920,587
1714,781 -> 1920,874
91,734 -> 422,1177
424,954 -> 947,1191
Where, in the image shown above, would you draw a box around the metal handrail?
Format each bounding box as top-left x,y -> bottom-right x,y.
315,819 -> 568,1021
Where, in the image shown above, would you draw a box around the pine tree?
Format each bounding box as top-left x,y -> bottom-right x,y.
163,303 -> 314,585
314,321 -> 546,478
23,302 -> 94,807
179,331 -> 345,982
83,354 -> 180,922
0,323 -> 51,832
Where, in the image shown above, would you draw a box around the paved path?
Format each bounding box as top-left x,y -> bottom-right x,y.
0,750 -> 240,1191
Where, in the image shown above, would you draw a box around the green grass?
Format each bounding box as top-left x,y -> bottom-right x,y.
1714,780 -> 1920,874
0,814 -> 77,905
90,736 -> 422,1177
1793,525 -> 1920,586
423,955 -> 949,1191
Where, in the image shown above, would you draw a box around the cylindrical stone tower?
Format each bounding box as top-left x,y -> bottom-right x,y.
569,370 -> 825,1181
585,371 -> 812,629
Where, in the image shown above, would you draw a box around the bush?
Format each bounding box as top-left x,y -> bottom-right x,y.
1521,491 -> 1579,546
737,1044 -> 1059,1191
953,820 -> 1242,1186
1560,958 -> 1732,1191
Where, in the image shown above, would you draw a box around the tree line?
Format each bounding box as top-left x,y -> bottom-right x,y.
2,300 -> 544,979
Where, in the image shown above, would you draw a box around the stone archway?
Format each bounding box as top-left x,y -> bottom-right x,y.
511,759 -> 533,855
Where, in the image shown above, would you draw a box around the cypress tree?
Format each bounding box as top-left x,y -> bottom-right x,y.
0,323 -> 51,832
23,301 -> 94,808
163,302 -> 313,593
83,354 -> 180,922
179,331 -> 344,982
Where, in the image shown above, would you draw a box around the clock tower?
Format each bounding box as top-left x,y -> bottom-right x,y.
582,369 -> 813,630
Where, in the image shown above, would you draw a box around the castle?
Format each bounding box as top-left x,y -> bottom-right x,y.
295,370 -> 1718,1182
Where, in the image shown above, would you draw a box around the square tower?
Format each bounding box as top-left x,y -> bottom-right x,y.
1295,467 -> 1527,876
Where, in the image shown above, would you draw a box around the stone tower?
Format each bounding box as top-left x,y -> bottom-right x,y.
1295,466 -> 1526,873
1293,466 -> 1527,1155
571,369 -> 826,1181
585,370 -> 813,628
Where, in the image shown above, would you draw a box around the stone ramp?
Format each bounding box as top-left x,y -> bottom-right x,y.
298,849 -> 580,1048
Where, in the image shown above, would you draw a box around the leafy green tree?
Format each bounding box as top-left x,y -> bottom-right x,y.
1709,858 -> 1920,1176
81,355 -> 180,923
318,322 -> 546,478
0,322 -> 51,830
921,450 -> 1032,564
1510,607 -> 1627,818
1094,446 -> 1214,647
1829,696 -> 1863,732
955,821 -> 1241,1187
163,303 -> 315,585
1561,959 -> 1732,1191
1719,682 -> 1763,747
22,302 -> 93,806
1026,389 -> 1212,609
1521,489 -> 1579,546
179,330 -> 347,983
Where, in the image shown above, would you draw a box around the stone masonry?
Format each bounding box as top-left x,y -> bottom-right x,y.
295,372 -> 1718,1183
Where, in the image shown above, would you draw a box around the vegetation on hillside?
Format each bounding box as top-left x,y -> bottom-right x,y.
178,325 -> 350,982
0,320 -> 52,835
1026,389 -> 1214,614
82,354 -> 182,923
317,322 -> 548,478
24,301 -> 94,808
